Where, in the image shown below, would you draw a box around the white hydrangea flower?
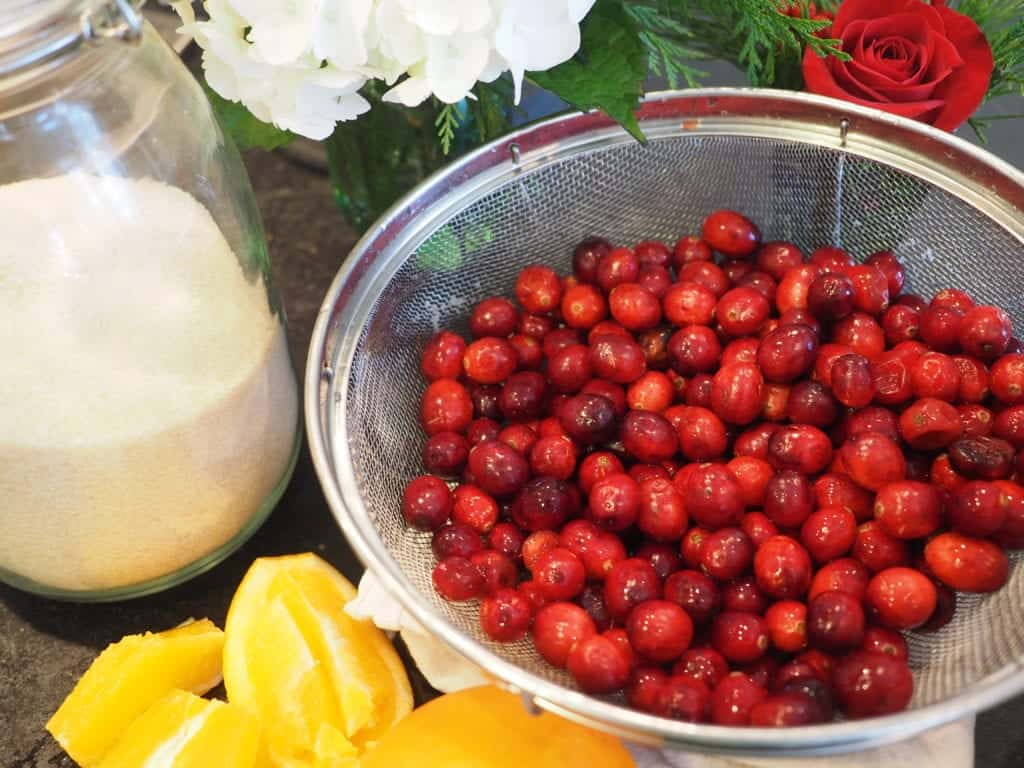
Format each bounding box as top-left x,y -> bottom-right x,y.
176,0 -> 594,141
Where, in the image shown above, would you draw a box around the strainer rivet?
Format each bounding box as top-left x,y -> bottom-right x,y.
839,118 -> 850,148
519,691 -> 542,716
509,143 -> 521,166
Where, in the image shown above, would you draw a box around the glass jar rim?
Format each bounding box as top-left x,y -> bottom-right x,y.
0,0 -> 143,78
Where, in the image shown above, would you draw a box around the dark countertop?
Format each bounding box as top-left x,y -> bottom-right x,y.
2,147 -> 1023,768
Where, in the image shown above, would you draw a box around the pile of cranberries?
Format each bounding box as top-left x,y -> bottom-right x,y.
402,208 -> 1024,727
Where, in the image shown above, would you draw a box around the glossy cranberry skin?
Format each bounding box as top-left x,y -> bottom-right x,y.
542,327 -> 583,358
604,558 -> 662,621
754,535 -> 813,599
871,480 -> 942,540
763,383 -> 789,425
673,235 -> 713,267
959,305 -> 1013,360
800,506 -> 857,563
833,313 -> 885,360
595,246 -> 639,293
512,265 -> 560,314
420,378 -> 474,436
896,293 -> 927,311
807,590 -> 865,651
807,272 -> 855,321
621,410 -> 678,464
627,370 -> 674,412
763,470 -> 814,528
814,343 -> 855,387
925,532 -> 1009,592
725,457 -> 772,509
637,542 -> 683,581
654,675 -> 711,722
948,435 -> 1016,480
870,352 -> 914,407
422,431 -> 470,477
496,371 -> 545,422
470,297 -> 519,339
882,304 -> 921,346
664,570 -> 719,625
749,693 -> 821,727
488,521 -> 524,561
752,241 -> 802,279
786,380 -> 838,427
578,533 -> 628,582
865,566 -> 937,630
833,652 -> 913,719
829,353 -> 874,409
765,600 -> 809,653
919,305 -> 964,352
471,549 -> 518,594
673,406 -> 728,461
628,667 -> 668,713
528,436 -> 577,481
518,312 -> 555,339
777,264 -> 821,314
898,397 -> 963,451
991,354 -> 1024,404
862,250 -> 903,295
709,673 -> 768,725
684,463 -> 745,529
566,633 -> 631,694
994,405 -> 1024,448
721,577 -> 768,614
741,511 -> 779,548
588,473 -> 641,532
844,264 -> 890,316
580,379 -> 627,416
468,441 -> 530,497
480,588 -> 534,642
421,331 -> 467,381
757,325 -> 819,384
638,265 -> 673,299
668,325 -> 723,375
462,337 -> 518,384
679,260 -> 730,298
662,282 -> 715,327
859,626 -> 909,661
711,611 -> 770,663
853,521 -> 911,573
959,404 -> 994,437
452,485 -> 500,533
432,555 -> 487,601
572,237 -> 612,283
434,521 -> 486,561
702,209 -> 761,257
532,601 -> 598,667
716,287 -> 770,337
498,423 -> 537,455
711,363 -> 764,425
814,473 -> 874,522
910,351 -> 960,402
466,415 -> 501,446
559,393 -> 617,445
533,547 -> 586,602
402,475 -> 452,531
809,558 -> 870,602
840,432 -> 906,491
767,424 -> 833,475
546,344 -> 592,394
578,451 -> 625,494
698,528 -> 753,581
589,335 -> 647,384
509,333 -> 543,369
949,478 -> 1008,537
734,423 -> 780,459
561,284 -> 608,330
636,478 -> 688,542
722,337 -> 761,368
625,600 -> 694,663
607,283 -> 662,332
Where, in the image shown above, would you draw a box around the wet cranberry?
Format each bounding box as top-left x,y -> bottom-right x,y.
764,384 -> 791,423
853,521 -> 910,573
870,350 -> 916,408
542,331 -> 582,364
572,237 -> 612,283
626,371 -> 674,412
777,264 -> 822,314
604,558 -> 662,621
468,441 -> 529,497
737,271 -> 777,302
833,313 -> 886,359
709,673 -> 768,725
722,337 -> 761,368
607,283 -> 661,332
463,337 -> 518,384
920,580 -> 957,632
711,363 -> 764,425
733,422 -> 780,459
829,353 -> 874,408
814,473 -> 873,522
588,473 -> 641,532
663,281 -> 715,327
712,611 -> 769,663
546,344 -> 591,394
656,675 -> 711,722
807,272 -> 855,321
637,328 -> 674,372
626,600 -> 694,663
513,265 -> 560,314
402,475 -> 452,531
716,287 -> 770,337
726,457 -> 772,509
702,209 -> 761,257
909,351 -> 960,402
882,304 -> 921,346
518,580 -> 547,613
840,432 -> 906,491
589,335 -> 647,384
800,506 -> 856,563
567,633 -> 632,693
765,600 -> 808,653
636,478 -> 688,542
509,479 -> 575,541
959,305 -> 1013,360
679,260 -> 731,298
774,660 -> 826,694
518,312 -> 555,339
420,378 -> 474,435
532,601 -> 597,667
858,626 -> 909,661
433,520 -> 486,562
533,547 -> 586,602
993,480 -> 1024,548
630,463 -> 671,484
757,325 -> 819,383
898,397 -> 962,451
740,511 -> 779,548
559,393 -> 617,445
749,693 -> 821,726
779,308 -> 823,337
865,566 -> 936,630
844,407 -> 901,444
633,239 -> 671,268
751,241 -> 801,278
926,532 -> 1009,593
637,541 -> 683,580
509,333 -> 543,369
807,590 -> 864,650
480,588 -> 533,642
595,247 -> 640,293
862,251 -> 903,295
664,569 -> 719,624
754,535 -> 812,599
421,330 -> 467,381
949,480 -> 1006,537
896,293 -> 927,311
470,297 -> 519,339
809,558 -> 870,602
498,424 -> 537,455
668,324 -> 723,375
528,436 -> 576,481
432,555 -> 486,601
767,424 -> 833,476
994,405 -> 1024,448
561,284 -> 608,330
452,484 -> 500,533
845,264 -> 890,316
639,264 -> 673,300
919,305 -> 964,352
673,235 -> 713,267
496,371 -> 545,422
872,480 -> 942,540
422,431 -> 470,477
684,463 -> 744,529
959,403 -> 994,437
622,410 -> 678,463
670,648 -> 726,689
471,549 -> 519,594
628,667 -> 668,713
764,470 -> 814,528
814,343 -> 855,387
932,287 -> 975,312
672,406 -> 727,461
488,521 -> 524,561
785,380 -> 837,427
991,354 -> 1024,404
578,451 -> 625,494
721,577 -> 768,614
948,435 -> 1015,479
699,528 -> 754,581
580,379 -> 627,417
578,533 -> 627,581
833,651 -> 913,718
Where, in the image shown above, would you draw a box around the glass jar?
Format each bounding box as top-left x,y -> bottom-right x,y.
0,0 -> 301,600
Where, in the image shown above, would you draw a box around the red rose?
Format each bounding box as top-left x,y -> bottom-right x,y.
802,0 -> 993,131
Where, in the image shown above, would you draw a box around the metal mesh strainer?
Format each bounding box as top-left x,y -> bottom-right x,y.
306,90 -> 1024,756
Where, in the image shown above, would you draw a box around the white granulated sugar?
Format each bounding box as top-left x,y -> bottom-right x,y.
0,174 -> 298,591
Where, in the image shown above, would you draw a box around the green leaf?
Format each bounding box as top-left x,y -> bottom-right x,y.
530,0 -> 648,141
434,102 -> 460,156
203,84 -> 294,151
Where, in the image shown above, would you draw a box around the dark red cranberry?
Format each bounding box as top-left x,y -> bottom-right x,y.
756,241 -> 804,280
626,600 -> 694,663
656,675 -> 711,722
840,432 -> 906,491
488,521 -> 524,561
701,528 -> 755,581
673,235 -> 713,268
711,611 -> 769,663
949,480 -> 1007,537
948,435 -> 1015,479
533,547 -> 586,602
809,557 -> 870,601
785,381 -> 838,427
497,371 -> 546,422
432,523 -> 484,560
589,334 -> 647,384
833,652 -> 913,718
637,541 -> 683,580
873,480 -> 943,539
866,251 -> 905,296
860,626 -> 909,660
959,305 -> 1013,360
721,577 -> 768,614
546,344 -> 592,394
806,272 -> 855,321
737,270 -> 778,302
754,535 -> 812,599
622,410 -> 678,463
577,584 -> 612,632
865,566 -> 937,630
588,473 -> 641,531
402,475 -> 452,531
636,478 -> 688,542
807,590 -> 864,650
432,555 -> 486,601
558,393 -> 617,445
470,549 -> 518,594
604,558 -> 662,621
683,463 -> 744,529
749,693 -> 821,726
814,473 -> 874,522
628,667 -> 668,713
567,634 -> 631,693
468,383 -> 502,421
664,570 -> 719,625
596,247 -> 640,293
467,441 -> 529,498
421,330 -> 467,381
733,422 -> 780,459
852,521 -> 910,573
674,406 -> 728,461
542,328 -> 583,359
573,237 -> 613,284
518,312 -> 555,339
635,239 -> 671,267
778,308 -> 823,336
423,431 -> 470,476
763,470 -> 814,528
668,325 -> 723,375
531,601 -> 597,667
679,260 -> 730,298
833,313 -> 885,359
767,424 -> 833,475
779,678 -> 834,722
765,599 -> 808,653
510,477 -> 577,531
919,305 -> 964,353
831,353 -> 875,408
480,588 -> 533,642
711,363 -> 764,425
709,673 -> 768,725
896,293 -> 927,311
757,324 -> 819,383
919,581 -> 957,632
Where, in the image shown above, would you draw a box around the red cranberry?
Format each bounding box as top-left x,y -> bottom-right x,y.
467,441 -> 529,498
532,601 -> 597,667
488,521 -> 524,560
532,547 -> 586,602
852,521 -> 910,573
542,328 -> 583,358
452,484 -> 499,533
510,477 -> 578,532
711,363 -> 764,425
829,353 -> 874,408
577,451 -> 625,494
994,405 -> 1024,448
833,651 -> 913,719
664,570 -> 719,624
765,600 -> 808,653
910,351 -> 960,402
626,600 -> 694,663
470,297 -> 519,339
702,209 -> 761,257
925,532 -> 1009,592
815,343 -> 855,386
777,264 -> 821,314
840,432 -> 906,491
637,541 -> 683,580
882,304 -> 921,346
948,435 -> 1015,479
522,530 -> 559,573
684,463 -> 744,529
807,590 -> 864,650
865,566 -> 936,630
547,344 -> 592,393
498,423 -> 537,454
518,312 -> 555,339
402,475 -> 452,531
637,326 -> 672,368
577,584 -> 612,632
497,371 -> 546,422
833,313 -> 885,359
807,272 -> 855,321
758,324 -> 819,383
469,384 -> 502,421
559,393 -> 617,445
674,406 -> 729,461
609,283 -> 662,332
763,470 -> 814,527
561,284 -> 608,330
514,265 -> 561,314
756,241 -> 804,280
421,331 -> 467,381
809,557 -> 870,601
423,431 -> 470,476
949,480 -> 1006,537
480,588 -> 534,642
786,380 -> 838,427
993,479 -> 1024,548
627,371 -> 674,412
842,406 -> 901,444
722,337 -> 762,368
635,239 -> 671,267
673,235 -> 713,267
622,410 -> 678,463
959,305 -> 1012,360
657,675 -> 711,722
709,673 -> 768,725
637,478 -> 688,542
800,506 -> 857,563
596,247 -> 640,293
898,397 -> 963,450
873,480 -> 943,539
721,577 -> 768,614
559,519 -> 599,555
740,511 -> 779,548
432,523 -> 484,560
679,261 -> 730,298
958,404 -> 994,436
471,549 -> 518,594
716,287 -> 770,337
432,555 -> 486,601
668,325 -> 722,375
951,355 -> 990,403
767,424 -> 832,475
845,264 -> 890,316
604,558 -> 662,621
528,436 -> 577,481
629,667 -> 668,713
588,473 -> 641,531
701,528 -> 755,581
630,463 -> 671,484
896,293 -> 927,311
761,382 -> 790,422
509,333 -> 542,369
463,337 -> 517,384
991,354 -> 1024,404
750,693 -> 821,727
567,633 -> 631,693
573,237 -> 612,283
866,251 -> 905,296
727,457 -> 773,508
580,379 -> 627,416
754,535 -> 812,599
814,473 -> 874,522
860,626 -> 909,660
578,533 -> 627,581
919,305 -> 964,352
589,334 -> 647,384
734,422 -> 780,459
737,271 -> 778,302
420,378 -> 474,435
711,611 -> 769,663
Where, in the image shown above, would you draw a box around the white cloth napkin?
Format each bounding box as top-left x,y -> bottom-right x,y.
346,571 -> 975,768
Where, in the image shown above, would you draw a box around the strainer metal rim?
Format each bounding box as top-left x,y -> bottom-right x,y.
306,88 -> 1024,756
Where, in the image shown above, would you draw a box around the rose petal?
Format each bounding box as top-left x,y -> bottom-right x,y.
929,4 -> 994,130
832,0 -> 944,37
923,23 -> 964,81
